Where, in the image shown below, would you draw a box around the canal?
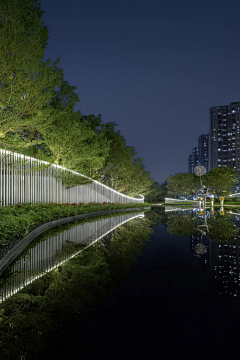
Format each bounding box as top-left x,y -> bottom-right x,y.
1,207 -> 240,358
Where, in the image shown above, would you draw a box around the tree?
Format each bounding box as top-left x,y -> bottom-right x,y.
0,0 -> 159,195
159,180 -> 167,201
122,157 -> 155,197
36,112 -> 110,179
166,173 -> 201,198
207,213 -> 239,244
203,166 -> 238,198
0,0 -> 64,151
98,123 -> 155,196
166,213 -> 200,236
99,123 -> 134,189
145,181 -> 162,202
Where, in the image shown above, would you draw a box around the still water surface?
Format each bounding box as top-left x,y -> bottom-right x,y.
54,207 -> 240,357
1,207 -> 240,358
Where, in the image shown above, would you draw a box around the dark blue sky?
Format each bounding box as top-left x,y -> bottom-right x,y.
40,0 -> 240,185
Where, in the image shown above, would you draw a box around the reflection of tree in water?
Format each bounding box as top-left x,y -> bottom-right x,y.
163,211 -> 239,245
207,213 -> 239,244
166,213 -> 200,236
0,216 -> 153,360
144,207 -> 167,227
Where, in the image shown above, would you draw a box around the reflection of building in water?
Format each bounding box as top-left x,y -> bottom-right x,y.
192,214 -> 240,298
210,214 -> 240,298
210,236 -> 240,298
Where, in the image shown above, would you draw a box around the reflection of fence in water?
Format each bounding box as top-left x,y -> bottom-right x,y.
0,212 -> 144,303
0,148 -> 144,206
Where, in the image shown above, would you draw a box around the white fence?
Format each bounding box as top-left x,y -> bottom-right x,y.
0,149 -> 144,206
229,193 -> 240,197
165,198 -> 198,204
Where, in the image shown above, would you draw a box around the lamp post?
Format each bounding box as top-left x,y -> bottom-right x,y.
210,197 -> 214,214
194,164 -> 208,214
220,197 -> 224,214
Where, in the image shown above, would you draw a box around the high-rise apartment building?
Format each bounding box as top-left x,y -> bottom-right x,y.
198,134 -> 209,172
192,147 -> 199,171
188,147 -> 199,173
209,101 -> 240,177
188,154 -> 193,174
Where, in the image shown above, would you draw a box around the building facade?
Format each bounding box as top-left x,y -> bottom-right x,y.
198,134 -> 209,172
188,154 -> 193,174
209,101 -> 240,177
188,147 -> 199,173
192,147 -> 199,171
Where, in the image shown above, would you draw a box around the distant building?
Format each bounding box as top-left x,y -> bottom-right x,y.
198,134 -> 209,172
188,147 -> 199,173
209,101 -> 240,177
192,147 -> 199,171
188,154 -> 193,174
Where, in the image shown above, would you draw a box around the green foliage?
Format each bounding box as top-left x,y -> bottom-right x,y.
166,173 -> 201,199
156,208 -> 239,244
157,181 -> 168,201
55,169 -> 91,189
0,202 -> 150,246
207,213 -> 239,244
0,0 -> 160,212
144,207 -> 167,227
203,166 -> 238,198
0,0 -> 65,152
0,216 -> 152,359
166,213 -> 200,236
144,181 -> 162,202
99,123 -> 155,197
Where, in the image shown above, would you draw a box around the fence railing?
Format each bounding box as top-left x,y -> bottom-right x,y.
229,193 -> 240,197
165,198 -> 198,204
0,148 -> 144,206
0,211 -> 144,303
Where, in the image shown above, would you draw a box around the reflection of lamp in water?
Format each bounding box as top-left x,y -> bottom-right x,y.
195,201 -> 209,257
195,242 -> 207,255
194,228 -> 207,257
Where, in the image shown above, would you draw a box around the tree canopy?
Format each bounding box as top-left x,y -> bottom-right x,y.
203,166 -> 238,198
98,123 -> 155,196
0,0 -> 65,150
166,173 -> 201,198
0,0 -> 158,199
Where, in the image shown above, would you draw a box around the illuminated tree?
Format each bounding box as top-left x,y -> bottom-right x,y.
203,166 -> 238,198
0,0 -> 64,151
36,112 -> 110,179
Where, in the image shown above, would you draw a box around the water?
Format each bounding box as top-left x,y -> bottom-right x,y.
52,208 -> 240,357
0,211 -> 144,303
1,208 -> 240,358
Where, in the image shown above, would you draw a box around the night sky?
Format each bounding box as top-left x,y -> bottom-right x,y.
40,0 -> 240,185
